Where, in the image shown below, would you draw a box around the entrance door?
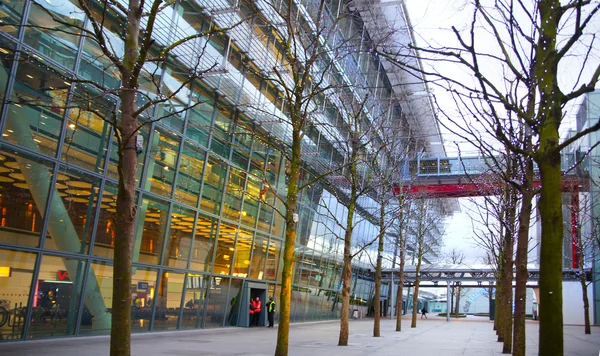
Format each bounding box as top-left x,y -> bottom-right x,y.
237,282 -> 267,327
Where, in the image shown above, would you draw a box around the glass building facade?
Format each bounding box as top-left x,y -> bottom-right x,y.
0,0 -> 435,341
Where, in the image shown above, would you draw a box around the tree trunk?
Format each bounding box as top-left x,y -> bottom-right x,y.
496,258 -> 504,340
338,234 -> 353,346
110,3 -> 141,356
395,224 -> 406,331
502,192 -> 516,354
454,286 -> 460,317
535,2 -> 564,355
275,133 -> 302,356
410,256 -> 422,328
580,277 -> 591,334
373,204 -> 385,337
513,188 -> 533,356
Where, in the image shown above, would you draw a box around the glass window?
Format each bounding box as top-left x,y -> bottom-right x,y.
186,85 -> 214,148
200,156 -> 226,215
131,266 -> 158,333
210,106 -> 233,159
241,175 -> 260,228
91,182 -> 121,259
45,167 -> 101,254
213,222 -> 235,275
0,147 -> 53,248
145,128 -> 180,198
164,206 -> 194,269
204,276 -> 231,328
175,141 -> 204,207
78,6 -> 122,89
265,238 -> 281,281
134,197 -> 169,265
24,0 -> 84,69
0,249 -> 36,341
249,234 -> 268,279
0,38 -> 16,98
3,54 -> 70,157
28,255 -> 85,338
189,214 -> 217,273
0,1 -> 25,38
156,61 -> 191,133
225,278 -> 243,326
222,167 -> 245,221
232,229 -> 252,278
153,270 -> 185,331
180,273 -> 208,329
62,84 -> 115,173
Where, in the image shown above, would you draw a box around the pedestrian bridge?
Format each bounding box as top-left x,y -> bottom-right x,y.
381,264 -> 592,287
395,152 -> 589,198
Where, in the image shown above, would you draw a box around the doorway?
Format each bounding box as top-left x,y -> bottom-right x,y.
237,282 -> 267,327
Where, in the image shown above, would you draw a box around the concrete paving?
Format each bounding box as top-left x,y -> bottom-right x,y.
0,315 -> 598,356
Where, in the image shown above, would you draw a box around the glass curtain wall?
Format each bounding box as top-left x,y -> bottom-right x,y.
0,0 -> 387,341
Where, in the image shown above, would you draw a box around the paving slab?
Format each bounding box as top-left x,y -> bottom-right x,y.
0,315 -> 598,356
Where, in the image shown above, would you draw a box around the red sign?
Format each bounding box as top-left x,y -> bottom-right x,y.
57,270 -> 70,281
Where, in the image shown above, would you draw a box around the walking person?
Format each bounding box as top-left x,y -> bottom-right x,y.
252,296 -> 261,326
421,306 -> 428,319
266,297 -> 276,327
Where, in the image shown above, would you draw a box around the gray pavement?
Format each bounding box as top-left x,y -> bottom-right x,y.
1,315 -> 599,356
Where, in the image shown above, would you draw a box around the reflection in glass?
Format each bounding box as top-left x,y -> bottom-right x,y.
200,156 -> 226,215
204,276 -> 230,328
265,238 -> 281,281
46,168 -> 101,254
190,215 -> 217,272
0,148 -> 53,248
180,273 -> 208,329
134,197 -> 168,265
0,249 -> 36,340
249,234 -> 268,279
232,229 -> 252,278
164,206 -> 194,268
213,222 -> 235,275
24,0 -> 84,69
222,167 -> 245,221
3,55 -> 70,157
0,2 -> 25,38
28,255 -> 85,338
175,142 -> 204,207
146,129 -> 181,198
153,270 -> 185,331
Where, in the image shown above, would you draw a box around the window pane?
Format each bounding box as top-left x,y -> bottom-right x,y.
0,2 -> 25,38
45,168 -> 101,254
189,214 -> 217,272
233,229 -> 252,278
200,156 -> 226,215
156,62 -> 190,133
204,276 -> 230,328
28,255 -> 85,338
181,273 -> 208,329
134,197 -> 169,265
249,234 -> 268,279
213,222 -> 235,275
186,98 -> 213,148
0,249 -> 36,341
0,38 -> 16,97
0,148 -> 53,248
153,270 -> 185,331
175,142 -> 204,207
24,0 -> 84,69
265,238 -> 281,281
241,175 -> 260,228
145,128 -> 180,198
63,84 -> 115,173
222,167 -> 245,221
164,206 -> 194,268
131,267 -> 158,333
3,55 -> 70,157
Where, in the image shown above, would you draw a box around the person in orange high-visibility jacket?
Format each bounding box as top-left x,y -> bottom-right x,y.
252,297 -> 261,326
249,301 -> 255,327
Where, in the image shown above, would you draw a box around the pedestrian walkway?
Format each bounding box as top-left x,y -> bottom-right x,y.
0,315 -> 598,356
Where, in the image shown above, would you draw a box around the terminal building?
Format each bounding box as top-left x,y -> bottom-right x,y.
0,0 -> 445,340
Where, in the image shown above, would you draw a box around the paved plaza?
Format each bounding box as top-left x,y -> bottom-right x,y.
0,315 -> 598,356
